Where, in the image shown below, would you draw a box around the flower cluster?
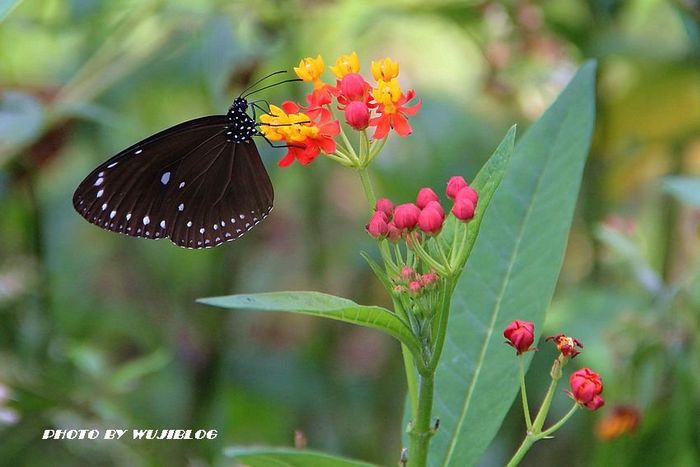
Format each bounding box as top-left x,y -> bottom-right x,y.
366,176 -> 478,240
394,266 -> 439,296
259,52 -> 421,167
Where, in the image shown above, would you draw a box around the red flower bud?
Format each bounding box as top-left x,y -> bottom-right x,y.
345,101 -> 370,130
503,320 -> 535,355
456,186 -> 479,205
375,198 -> 394,216
416,187 -> 440,209
366,211 -> 389,238
418,206 -> 444,234
339,73 -> 370,102
569,368 -> 604,411
452,199 -> 475,221
393,203 -> 421,230
446,176 -> 469,200
546,334 -> 583,358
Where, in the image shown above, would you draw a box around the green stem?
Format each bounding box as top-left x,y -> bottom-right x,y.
531,357 -> 563,432
518,356 -> 533,429
407,372 -> 434,467
358,167 -> 377,207
506,435 -> 536,467
410,238 -> 448,276
427,278 -> 455,370
540,403 -> 579,438
401,344 -> 420,421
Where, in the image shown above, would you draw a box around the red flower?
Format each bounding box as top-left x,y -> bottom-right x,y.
420,272 -> 439,286
452,199 -> 475,221
503,320 -> 535,355
446,176 -> 469,200
366,211 -> 389,238
408,280 -> 423,295
304,88 -> 334,121
370,89 -> 421,139
424,200 -> 445,219
400,266 -> 415,281
375,198 -> 394,216
393,203 -> 421,230
418,205 -> 444,234
569,368 -> 604,411
416,187 -> 439,209
386,221 -> 402,242
546,334 -> 583,358
345,101 -> 370,130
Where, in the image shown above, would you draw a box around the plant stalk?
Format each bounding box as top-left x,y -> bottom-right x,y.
407,372 -> 435,467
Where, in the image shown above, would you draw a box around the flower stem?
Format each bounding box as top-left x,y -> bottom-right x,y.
506,435 -> 536,467
519,356 -> 533,430
358,167 -> 377,207
408,372 -> 434,467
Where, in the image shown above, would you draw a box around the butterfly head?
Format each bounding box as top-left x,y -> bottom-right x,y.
230,97 -> 249,114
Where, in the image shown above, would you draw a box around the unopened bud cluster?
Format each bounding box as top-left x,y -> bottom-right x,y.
366,176 -> 478,239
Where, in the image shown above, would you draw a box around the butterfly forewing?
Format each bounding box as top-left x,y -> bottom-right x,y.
73,114 -> 274,248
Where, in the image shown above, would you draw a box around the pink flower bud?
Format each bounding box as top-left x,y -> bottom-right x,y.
393,203 -> 421,230
452,199 -> 475,221
400,266 -> 415,281
569,368 -> 604,411
366,211 -> 389,238
456,186 -> 479,205
446,176 -> 469,200
416,187 -> 439,209
339,73 -> 369,102
345,101 -> 370,130
420,272 -> 439,286
503,320 -> 535,355
408,280 -> 422,295
418,207 -> 444,234
424,200 -> 445,219
375,198 -> 394,216
387,221 -> 402,242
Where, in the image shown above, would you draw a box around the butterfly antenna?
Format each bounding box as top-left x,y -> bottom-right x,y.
242,78 -> 303,98
238,70 -> 288,97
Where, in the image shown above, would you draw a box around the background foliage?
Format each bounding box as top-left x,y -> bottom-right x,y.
1,1 -> 699,466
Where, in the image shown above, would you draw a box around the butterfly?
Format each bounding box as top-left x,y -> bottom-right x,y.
73,71 -> 296,249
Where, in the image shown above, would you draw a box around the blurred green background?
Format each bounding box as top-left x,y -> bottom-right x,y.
1,0 -> 699,466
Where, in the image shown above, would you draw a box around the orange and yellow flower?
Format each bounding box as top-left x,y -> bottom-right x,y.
371,57 -> 400,81
294,55 -> 326,89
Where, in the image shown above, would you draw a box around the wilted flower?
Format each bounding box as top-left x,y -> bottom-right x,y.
546,334 -> 583,358
569,368 -> 604,410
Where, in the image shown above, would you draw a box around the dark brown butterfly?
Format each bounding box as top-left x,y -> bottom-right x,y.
73,72 -> 295,249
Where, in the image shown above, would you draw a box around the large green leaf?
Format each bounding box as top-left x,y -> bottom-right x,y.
225,447 -> 377,466
426,61 -> 597,466
197,291 -> 421,359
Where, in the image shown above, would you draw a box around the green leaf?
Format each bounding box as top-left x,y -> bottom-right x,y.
197,291 -> 421,359
456,125 -> 516,268
225,447 -> 377,467
662,176 -> 700,208
426,61 -> 597,466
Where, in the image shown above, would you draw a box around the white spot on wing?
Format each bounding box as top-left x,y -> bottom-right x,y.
107,162 -> 118,168
199,228 -> 205,234
186,221 -> 192,228
126,213 -> 132,221
213,224 -> 218,230
110,210 -> 116,219
239,214 -> 245,219
94,177 -> 104,186
160,172 -> 171,185
178,181 -> 185,189
178,203 -> 184,211
101,203 -> 107,210
96,189 -> 104,198
134,149 -> 143,155
160,220 -> 166,229
143,216 -> 150,225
